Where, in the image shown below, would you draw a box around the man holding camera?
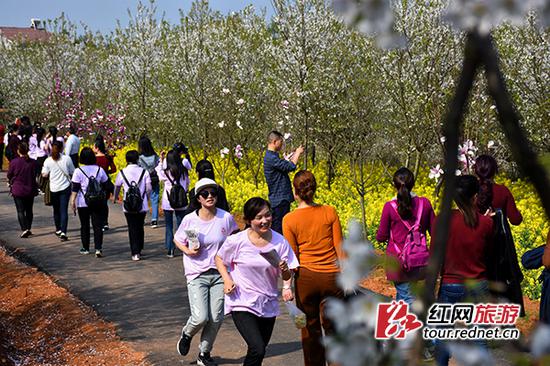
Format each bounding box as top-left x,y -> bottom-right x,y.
263,131 -> 304,234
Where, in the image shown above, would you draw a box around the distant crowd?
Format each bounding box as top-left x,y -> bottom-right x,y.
2,120 -> 549,366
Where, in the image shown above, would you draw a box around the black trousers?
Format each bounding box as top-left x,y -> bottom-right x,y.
124,212 -> 146,255
271,200 -> 290,234
77,205 -> 104,250
35,156 -> 47,177
0,143 -> 4,170
70,153 -> 79,168
232,311 -> 276,366
100,199 -> 110,227
14,196 -> 34,231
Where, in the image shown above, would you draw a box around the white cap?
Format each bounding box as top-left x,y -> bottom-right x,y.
195,178 -> 217,194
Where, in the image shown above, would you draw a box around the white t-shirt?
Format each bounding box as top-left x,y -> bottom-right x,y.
174,209 -> 238,281
42,155 -> 75,192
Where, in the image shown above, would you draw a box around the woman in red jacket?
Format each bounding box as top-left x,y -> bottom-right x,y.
93,136 -> 116,231
474,154 -> 522,225
433,175 -> 493,365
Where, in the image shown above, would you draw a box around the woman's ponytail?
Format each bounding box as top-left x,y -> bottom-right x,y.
393,167 -> 415,220
474,155 -> 497,214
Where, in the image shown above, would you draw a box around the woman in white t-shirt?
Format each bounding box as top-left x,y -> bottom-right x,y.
157,149 -> 192,257
41,141 -> 75,241
174,178 -> 238,366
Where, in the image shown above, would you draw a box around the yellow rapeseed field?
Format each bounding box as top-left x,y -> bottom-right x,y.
111,146 -> 549,299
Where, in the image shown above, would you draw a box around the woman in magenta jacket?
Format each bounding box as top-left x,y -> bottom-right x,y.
376,167 -> 435,305
7,142 -> 38,238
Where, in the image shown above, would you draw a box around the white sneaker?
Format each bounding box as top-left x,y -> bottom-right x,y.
132,254 -> 141,261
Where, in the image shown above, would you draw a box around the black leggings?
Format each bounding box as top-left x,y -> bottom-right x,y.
231,311 -> 276,366
124,212 -> 146,255
14,196 -> 34,231
77,206 -> 104,250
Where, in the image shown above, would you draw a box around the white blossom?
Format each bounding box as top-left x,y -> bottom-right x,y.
442,0 -> 537,34
337,221 -> 376,292
429,164 -> 444,180
531,324 -> 550,359
447,343 -> 494,365
236,98 -> 245,105
218,120 -> 225,128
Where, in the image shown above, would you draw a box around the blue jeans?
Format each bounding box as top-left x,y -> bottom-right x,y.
182,269 -> 225,353
150,185 -> 160,221
51,186 -> 71,234
164,209 -> 185,251
435,282 -> 489,366
394,281 -> 415,305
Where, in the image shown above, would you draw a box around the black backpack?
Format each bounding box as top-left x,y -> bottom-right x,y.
80,167 -> 106,208
167,172 -> 188,209
120,169 -> 146,213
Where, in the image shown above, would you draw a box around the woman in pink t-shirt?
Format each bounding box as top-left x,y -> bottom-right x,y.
216,197 -> 299,366
174,178 -> 238,366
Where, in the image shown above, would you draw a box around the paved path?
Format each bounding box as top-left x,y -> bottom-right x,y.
0,171 -> 303,366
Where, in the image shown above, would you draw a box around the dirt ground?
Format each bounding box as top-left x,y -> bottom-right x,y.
0,245 -> 149,366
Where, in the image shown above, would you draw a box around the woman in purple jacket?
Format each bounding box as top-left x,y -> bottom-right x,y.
376,167 -> 435,304
7,142 -> 38,238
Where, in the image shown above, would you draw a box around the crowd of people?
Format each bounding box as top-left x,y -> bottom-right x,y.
2,120 -> 550,366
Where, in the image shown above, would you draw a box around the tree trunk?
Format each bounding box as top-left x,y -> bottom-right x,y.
413,150 -> 422,177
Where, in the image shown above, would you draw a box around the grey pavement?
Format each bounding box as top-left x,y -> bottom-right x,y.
0,171 -> 303,366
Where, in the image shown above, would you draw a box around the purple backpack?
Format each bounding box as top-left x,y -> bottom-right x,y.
389,199 -> 430,271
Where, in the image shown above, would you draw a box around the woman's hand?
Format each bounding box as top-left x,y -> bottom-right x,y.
279,260 -> 289,273
279,260 -> 292,280
70,199 -> 77,214
484,208 -> 496,217
282,288 -> 294,302
224,278 -> 236,294
182,244 -> 200,256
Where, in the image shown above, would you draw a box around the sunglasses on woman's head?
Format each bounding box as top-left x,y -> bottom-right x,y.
198,189 -> 218,199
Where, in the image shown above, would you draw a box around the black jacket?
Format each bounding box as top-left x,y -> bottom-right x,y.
487,209 -> 525,316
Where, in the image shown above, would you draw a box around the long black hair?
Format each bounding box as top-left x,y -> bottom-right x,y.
48,126 -> 58,140
393,167 -> 415,220
165,149 -> 187,182
196,159 -> 215,180
94,135 -> 107,154
35,126 -> 46,144
138,136 -> 156,157
454,175 -> 480,228
474,155 -> 498,214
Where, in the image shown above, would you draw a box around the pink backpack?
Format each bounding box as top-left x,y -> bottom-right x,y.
389,199 -> 430,271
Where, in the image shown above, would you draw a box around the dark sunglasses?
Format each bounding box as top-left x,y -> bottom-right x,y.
198,189 -> 218,199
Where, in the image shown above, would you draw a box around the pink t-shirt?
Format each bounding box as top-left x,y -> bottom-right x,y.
114,164 -> 152,213
174,209 -> 238,281
217,229 -> 300,318
71,165 -> 109,208
156,159 -> 192,211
